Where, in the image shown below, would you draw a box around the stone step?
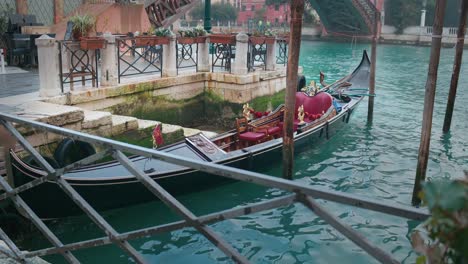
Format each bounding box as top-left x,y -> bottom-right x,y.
111,115 -> 138,136
82,110 -> 113,129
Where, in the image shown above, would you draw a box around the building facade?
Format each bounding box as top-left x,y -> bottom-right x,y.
236,0 -> 289,25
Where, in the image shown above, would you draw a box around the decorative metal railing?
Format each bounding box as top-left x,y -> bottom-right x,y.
0,112 -> 430,264
248,42 -> 267,72
276,38 -> 288,65
211,43 -> 234,73
58,40 -> 99,93
176,42 -> 198,73
116,37 -> 163,83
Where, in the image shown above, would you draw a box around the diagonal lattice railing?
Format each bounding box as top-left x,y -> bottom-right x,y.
0,112 -> 429,263
145,0 -> 201,28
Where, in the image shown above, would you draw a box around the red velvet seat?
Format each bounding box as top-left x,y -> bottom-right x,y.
258,126 -> 281,138
236,117 -> 267,147
238,131 -> 267,141
295,92 -> 333,117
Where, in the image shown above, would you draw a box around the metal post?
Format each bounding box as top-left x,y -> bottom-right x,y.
282,0 -> 304,180
368,1 -> 378,124
442,0 -> 467,133
412,0 -> 448,206
204,0 -> 212,32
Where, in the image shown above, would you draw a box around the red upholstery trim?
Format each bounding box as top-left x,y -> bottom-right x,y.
294,92 -> 333,117
239,132 -> 266,141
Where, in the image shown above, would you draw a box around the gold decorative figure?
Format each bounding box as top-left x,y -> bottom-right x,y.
243,103 -> 253,120
298,104 -> 305,125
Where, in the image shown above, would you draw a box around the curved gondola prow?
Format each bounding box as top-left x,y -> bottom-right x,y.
349,50 -> 371,79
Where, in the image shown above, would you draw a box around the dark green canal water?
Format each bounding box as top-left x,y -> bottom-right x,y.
23,41 -> 468,263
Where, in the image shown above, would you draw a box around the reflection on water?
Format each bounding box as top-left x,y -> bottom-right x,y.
22,41 -> 468,263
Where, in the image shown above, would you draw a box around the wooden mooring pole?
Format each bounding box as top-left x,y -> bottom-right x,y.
282,0 -> 304,180
368,1 -> 379,124
442,0 -> 468,133
412,0 -> 448,206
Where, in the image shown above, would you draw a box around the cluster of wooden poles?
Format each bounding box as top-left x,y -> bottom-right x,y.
280,0 -> 467,206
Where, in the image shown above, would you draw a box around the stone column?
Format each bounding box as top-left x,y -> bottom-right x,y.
266,39 -> 276,71
36,35 -> 61,97
420,0 -> 427,27
54,0 -> 64,24
100,33 -> 118,86
16,0 -> 28,15
232,33 -> 248,75
162,34 -> 177,77
197,37 -> 210,72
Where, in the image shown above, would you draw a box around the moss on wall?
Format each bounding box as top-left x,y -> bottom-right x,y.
107,89 -> 285,132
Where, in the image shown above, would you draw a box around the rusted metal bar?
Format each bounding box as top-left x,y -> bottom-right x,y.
0,112 -> 430,220
0,227 -> 25,262
0,121 -> 146,263
26,194 -> 297,258
282,0 -> 304,179
442,0 -> 467,133
412,0 -> 448,206
113,150 -> 250,264
0,177 -> 80,263
299,196 -> 399,264
0,150 -> 110,201
55,178 -> 148,264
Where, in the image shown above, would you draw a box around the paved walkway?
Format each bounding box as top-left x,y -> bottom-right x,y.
0,66 -> 39,98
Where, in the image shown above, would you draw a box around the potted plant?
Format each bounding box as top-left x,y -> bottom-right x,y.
135,27 -> 172,46
69,14 -> 106,50
177,26 -> 208,44
209,28 -> 236,45
250,21 -> 276,45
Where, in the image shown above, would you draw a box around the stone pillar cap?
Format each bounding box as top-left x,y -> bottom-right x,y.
35,35 -> 56,46
236,32 -> 248,42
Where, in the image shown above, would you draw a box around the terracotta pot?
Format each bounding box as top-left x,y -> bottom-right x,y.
177,36 -> 207,44
80,37 -> 106,50
209,34 -> 236,45
250,36 -> 276,45
135,36 -> 170,46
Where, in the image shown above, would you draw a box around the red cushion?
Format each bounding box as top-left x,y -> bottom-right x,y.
259,126 -> 281,135
239,132 -> 266,141
294,92 -> 333,117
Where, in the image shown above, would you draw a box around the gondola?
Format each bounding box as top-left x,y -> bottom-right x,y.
10,51 -> 371,218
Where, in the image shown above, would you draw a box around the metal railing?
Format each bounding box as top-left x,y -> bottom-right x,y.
176,42 -> 198,74
116,37 -> 163,83
0,112 -> 430,263
276,38 -> 288,65
58,40 -> 99,93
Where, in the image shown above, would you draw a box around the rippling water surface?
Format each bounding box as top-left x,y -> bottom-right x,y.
27,41 -> 468,263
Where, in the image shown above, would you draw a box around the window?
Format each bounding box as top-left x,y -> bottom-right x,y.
251,5 -> 255,11
242,5 -> 246,11
275,4 -> 279,11
275,18 -> 279,23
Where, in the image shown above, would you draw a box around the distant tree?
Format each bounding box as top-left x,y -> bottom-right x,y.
385,0 -> 421,34
265,0 -> 287,5
254,7 -> 267,21
425,0 -> 464,27
188,2 -> 238,22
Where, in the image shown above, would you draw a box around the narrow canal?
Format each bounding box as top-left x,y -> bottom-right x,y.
21,41 -> 468,263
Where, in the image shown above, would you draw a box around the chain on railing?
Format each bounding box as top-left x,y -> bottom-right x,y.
116,37 -> 163,83
0,112 -> 431,263
58,40 -> 99,93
